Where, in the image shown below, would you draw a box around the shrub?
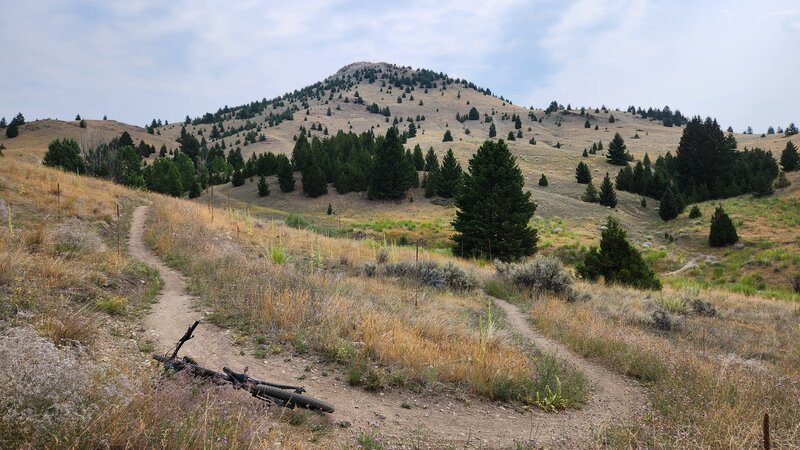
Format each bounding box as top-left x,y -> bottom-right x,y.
791,274 -> 800,294
577,217 -> 662,290
708,206 -> 738,247
285,212 -> 309,229
95,295 -> 128,315
774,171 -> 791,189
380,260 -> 476,290
688,205 -> 702,219
52,219 -> 107,255
495,255 -> 581,301
0,327 -> 130,445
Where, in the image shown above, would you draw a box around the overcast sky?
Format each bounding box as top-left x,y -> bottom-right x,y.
1,0 -> 797,132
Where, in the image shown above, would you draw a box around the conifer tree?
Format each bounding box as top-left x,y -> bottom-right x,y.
507,131 -> 515,141
708,206 -> 738,247
538,173 -> 548,186
780,141 -> 799,172
577,216 -> 661,290
5,120 -> 19,138
452,140 -> 537,261
424,147 -> 439,172
442,129 -> 453,142
488,122 -> 497,138
368,127 -> 414,199
606,133 -> 631,165
43,138 -> 85,173
437,149 -> 462,198
231,169 -> 245,187
688,205 -> 701,218
0,117 -> 6,128
575,162 -> 592,184
468,107 -> 480,120
658,186 -> 683,221
424,168 -> 439,198
412,144 -> 425,170
584,119 -> 590,128
301,158 -> 328,197
582,182 -> 599,203
582,148 -> 589,157
276,155 -> 295,192
174,152 -> 199,196
257,175 -> 270,196
599,173 -> 617,207
144,157 -> 183,197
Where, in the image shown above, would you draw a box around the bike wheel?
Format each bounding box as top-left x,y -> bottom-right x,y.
251,384 -> 335,413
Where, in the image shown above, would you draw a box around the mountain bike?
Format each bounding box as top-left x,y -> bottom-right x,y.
153,320 -> 335,413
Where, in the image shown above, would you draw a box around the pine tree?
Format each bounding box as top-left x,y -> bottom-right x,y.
708,206 -> 738,247
582,182 -> 599,203
257,175 -> 270,196
575,162 -> 592,184
442,130 -> 453,142
577,216 -> 661,290
424,168 -> 439,198
538,174 -> 548,186
144,157 -> 183,197
507,131 -> 515,141
658,186 -> 683,221
408,121 -> 417,138
468,107 -> 480,120
301,158 -> 327,197
598,173 -> 617,207
582,148 -> 589,157
231,169 -> 245,187
43,138 -> 85,173
606,133 -> 631,165
424,147 -> 439,172
452,140 -> 537,261
277,156 -> 295,192
0,117 -> 6,128
412,144 -> 425,170
780,141 -> 799,172
174,152 -> 198,195
369,127 -> 414,199
775,171 -> 791,189
6,118 -> 20,138
437,149 -> 462,198
584,119 -> 590,128
488,122 -> 496,138
688,205 -> 701,218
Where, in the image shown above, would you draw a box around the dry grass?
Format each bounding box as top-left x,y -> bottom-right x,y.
144,196 -> 577,404
509,283 -> 800,448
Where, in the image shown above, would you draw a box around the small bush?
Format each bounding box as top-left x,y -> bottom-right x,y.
380,260 -> 476,290
53,219 -> 107,254
38,312 -> 97,347
649,308 -> 681,331
688,205 -> 702,219
495,255 -> 580,301
791,274 -> 800,294
95,295 -> 128,315
285,213 -> 309,229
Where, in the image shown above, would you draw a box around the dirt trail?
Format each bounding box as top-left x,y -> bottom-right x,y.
130,205 -> 647,448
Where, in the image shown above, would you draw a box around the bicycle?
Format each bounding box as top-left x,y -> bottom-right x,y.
153,320 -> 335,413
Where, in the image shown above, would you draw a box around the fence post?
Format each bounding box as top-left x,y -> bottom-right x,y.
116,204 -> 121,257
763,412 -> 770,450
56,183 -> 60,218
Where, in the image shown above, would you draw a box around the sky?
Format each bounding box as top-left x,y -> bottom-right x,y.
1,0 -> 797,132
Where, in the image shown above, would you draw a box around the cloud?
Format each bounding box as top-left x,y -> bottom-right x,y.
0,0 -> 796,131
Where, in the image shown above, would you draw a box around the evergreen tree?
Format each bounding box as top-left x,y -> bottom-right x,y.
424,147 -> 439,172
442,129 -> 453,142
174,152 -> 199,196
13,112 -> 24,126
468,107 -> 479,120
412,144 -> 425,170
488,122 -> 497,138
257,175 -> 270,196
582,182 -> 599,203
291,134 -> 311,172
606,133 -> 631,165
708,206 -> 738,247
0,117 -> 5,128
688,205 -> 702,218
424,168 -> 439,198
583,148 -> 588,157
780,141 -> 799,172
577,217 -> 661,290
5,120 -> 19,138
276,155 -> 295,192
159,145 -> 167,157
79,119 -> 87,128
785,122 -> 798,137
575,162 -> 592,184
437,149 -> 462,198
675,117 -> 737,200
598,173 -> 617,208
538,174 -> 548,186
301,158 -> 328,197
658,186 -> 683,221
118,146 -> 146,188
144,157 -> 183,197
43,138 -> 85,173
231,169 -> 245,187
452,140 -> 537,261
584,119 -> 591,128
368,127 -> 414,199
408,121 -> 417,138
615,166 -> 633,191
775,171 -> 791,189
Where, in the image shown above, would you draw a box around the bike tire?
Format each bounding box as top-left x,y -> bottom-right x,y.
251,384 -> 335,413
